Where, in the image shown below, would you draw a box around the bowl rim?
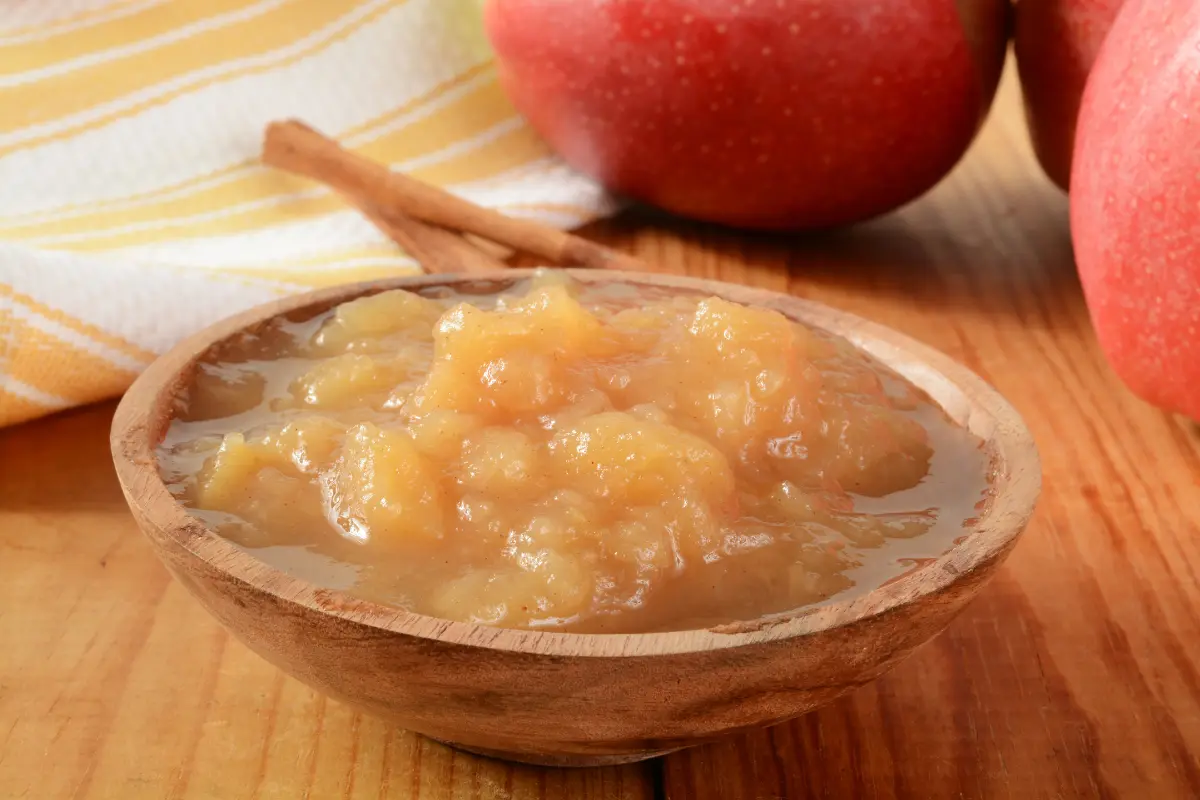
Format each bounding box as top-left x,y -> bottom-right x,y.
111,268 -> 1041,658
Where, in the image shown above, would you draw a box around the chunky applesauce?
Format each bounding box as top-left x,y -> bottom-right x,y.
158,271 -> 991,633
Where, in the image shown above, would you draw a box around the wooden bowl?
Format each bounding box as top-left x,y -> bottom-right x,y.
110,269 -> 1041,768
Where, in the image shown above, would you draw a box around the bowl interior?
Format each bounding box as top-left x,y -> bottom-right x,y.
110,268 -> 1041,658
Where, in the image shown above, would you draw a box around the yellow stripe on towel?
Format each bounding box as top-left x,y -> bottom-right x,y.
0,0 -> 613,429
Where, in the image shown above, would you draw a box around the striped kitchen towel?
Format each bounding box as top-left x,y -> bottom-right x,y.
0,0 -> 617,428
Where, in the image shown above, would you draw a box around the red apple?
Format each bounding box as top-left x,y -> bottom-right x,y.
1071,0 -> 1200,421
484,0 -> 1010,231
1013,0 -> 1123,191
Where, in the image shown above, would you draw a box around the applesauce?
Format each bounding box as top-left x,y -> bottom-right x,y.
158,271 -> 992,633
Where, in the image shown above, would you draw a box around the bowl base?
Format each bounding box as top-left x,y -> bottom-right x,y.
428,737 -> 683,768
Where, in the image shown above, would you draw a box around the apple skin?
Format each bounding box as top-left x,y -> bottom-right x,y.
1013,0 -> 1123,191
1071,0 -> 1200,421
483,0 -> 1010,231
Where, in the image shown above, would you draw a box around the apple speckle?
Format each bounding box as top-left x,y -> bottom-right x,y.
1072,0 -> 1200,420
485,0 -> 1007,229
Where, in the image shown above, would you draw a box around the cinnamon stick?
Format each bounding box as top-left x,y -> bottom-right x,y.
355,202 -> 509,276
461,233 -> 514,262
263,119 -> 646,272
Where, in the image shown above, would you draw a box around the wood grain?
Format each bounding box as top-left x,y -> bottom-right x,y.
0,403 -> 656,799
2,59 -> 1198,798
615,67 -> 1198,800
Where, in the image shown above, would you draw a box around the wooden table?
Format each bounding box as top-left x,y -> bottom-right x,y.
3,63 -> 1199,800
